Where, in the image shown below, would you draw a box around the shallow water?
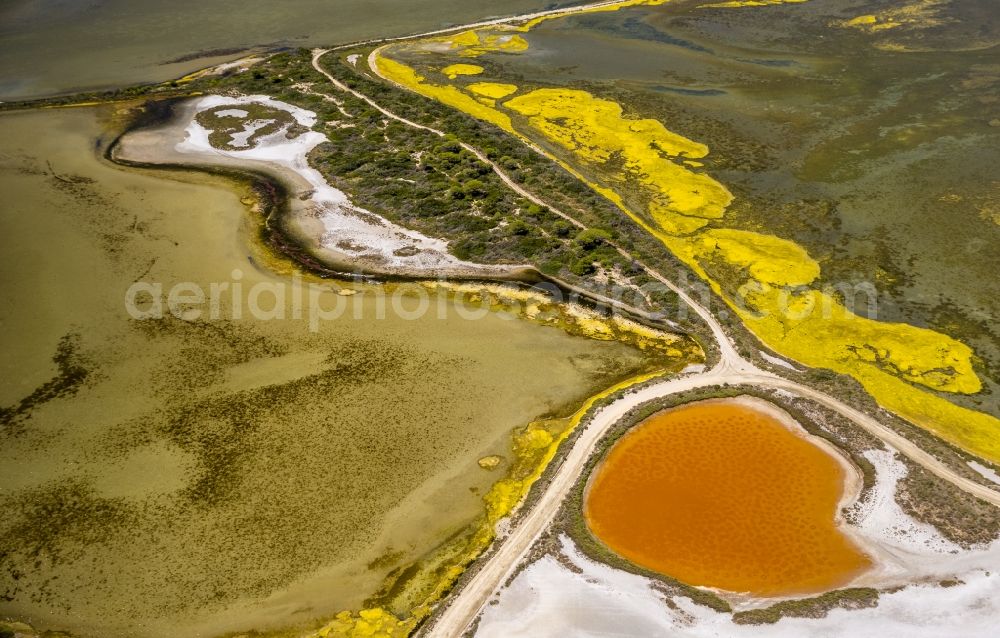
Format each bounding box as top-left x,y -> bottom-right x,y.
585,399 -> 871,596
0,0 -> 579,100
471,0 -> 1000,413
375,0 -> 1000,459
0,105 -> 659,637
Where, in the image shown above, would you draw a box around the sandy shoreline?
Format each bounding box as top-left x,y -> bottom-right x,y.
111,95 -> 535,280
476,532 -> 1000,637
108,94 -> 707,334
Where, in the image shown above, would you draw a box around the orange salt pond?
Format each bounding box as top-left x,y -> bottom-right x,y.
585,399 -> 871,596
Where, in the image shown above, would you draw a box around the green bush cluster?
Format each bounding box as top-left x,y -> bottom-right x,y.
732,588 -> 879,625
21,47 -> 711,337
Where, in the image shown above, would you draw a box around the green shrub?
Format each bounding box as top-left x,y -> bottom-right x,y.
553,221 -> 574,237
507,220 -> 531,236
571,259 -> 596,276
575,228 -> 612,250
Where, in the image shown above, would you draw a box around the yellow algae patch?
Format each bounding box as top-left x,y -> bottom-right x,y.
697,229 -> 820,286
373,53 -> 514,134
423,280 -> 694,358
441,63 -> 484,79
466,82 -> 519,99
316,607 -> 412,638
738,287 -> 981,395
725,286 -> 1000,460
504,88 -> 731,227
318,369 -> 674,638
758,333 -> 998,461
505,88 -> 707,159
611,315 -> 686,356
837,1 -> 950,34
447,30 -> 482,48
839,14 -> 901,33
480,33 -> 529,54
478,455 -> 503,470
376,0 -> 1000,463
872,42 -> 914,52
437,29 -> 529,57
563,304 -> 616,340
870,374 -> 1000,463
42,101 -> 105,109
979,203 -> 1000,226
423,280 -> 550,306
846,14 -> 878,26
699,0 -> 808,8
519,0 -> 672,31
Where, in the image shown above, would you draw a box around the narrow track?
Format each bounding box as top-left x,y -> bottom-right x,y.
308,40 -> 1000,638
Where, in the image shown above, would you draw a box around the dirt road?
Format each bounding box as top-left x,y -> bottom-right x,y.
307,42 -> 1000,638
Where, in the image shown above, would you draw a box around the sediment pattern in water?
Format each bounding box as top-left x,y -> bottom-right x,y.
0,107 -> 683,638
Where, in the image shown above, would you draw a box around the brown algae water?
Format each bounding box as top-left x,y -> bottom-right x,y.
0,106 -> 670,637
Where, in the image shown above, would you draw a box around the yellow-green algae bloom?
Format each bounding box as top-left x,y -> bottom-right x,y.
838,1 -> 949,34
839,14 -> 901,33
699,0 -> 809,8
503,88 -> 731,234
375,54 -> 515,133
465,82 -> 519,99
436,29 -> 529,57
374,2 -> 1000,464
440,63 -> 484,79
696,229 -> 820,287
315,367 -> 678,636
311,284 -> 698,636
317,608 -> 411,637
519,0 -> 673,31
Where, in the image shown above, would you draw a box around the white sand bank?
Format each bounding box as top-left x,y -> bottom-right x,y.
760,350 -> 799,371
968,460 -> 1000,486
114,95 -> 528,278
475,535 -> 1000,638
473,402 -> 1000,637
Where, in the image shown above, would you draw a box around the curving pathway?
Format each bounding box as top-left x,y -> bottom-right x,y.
306,41 -> 1000,638
423,365 -> 1000,637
